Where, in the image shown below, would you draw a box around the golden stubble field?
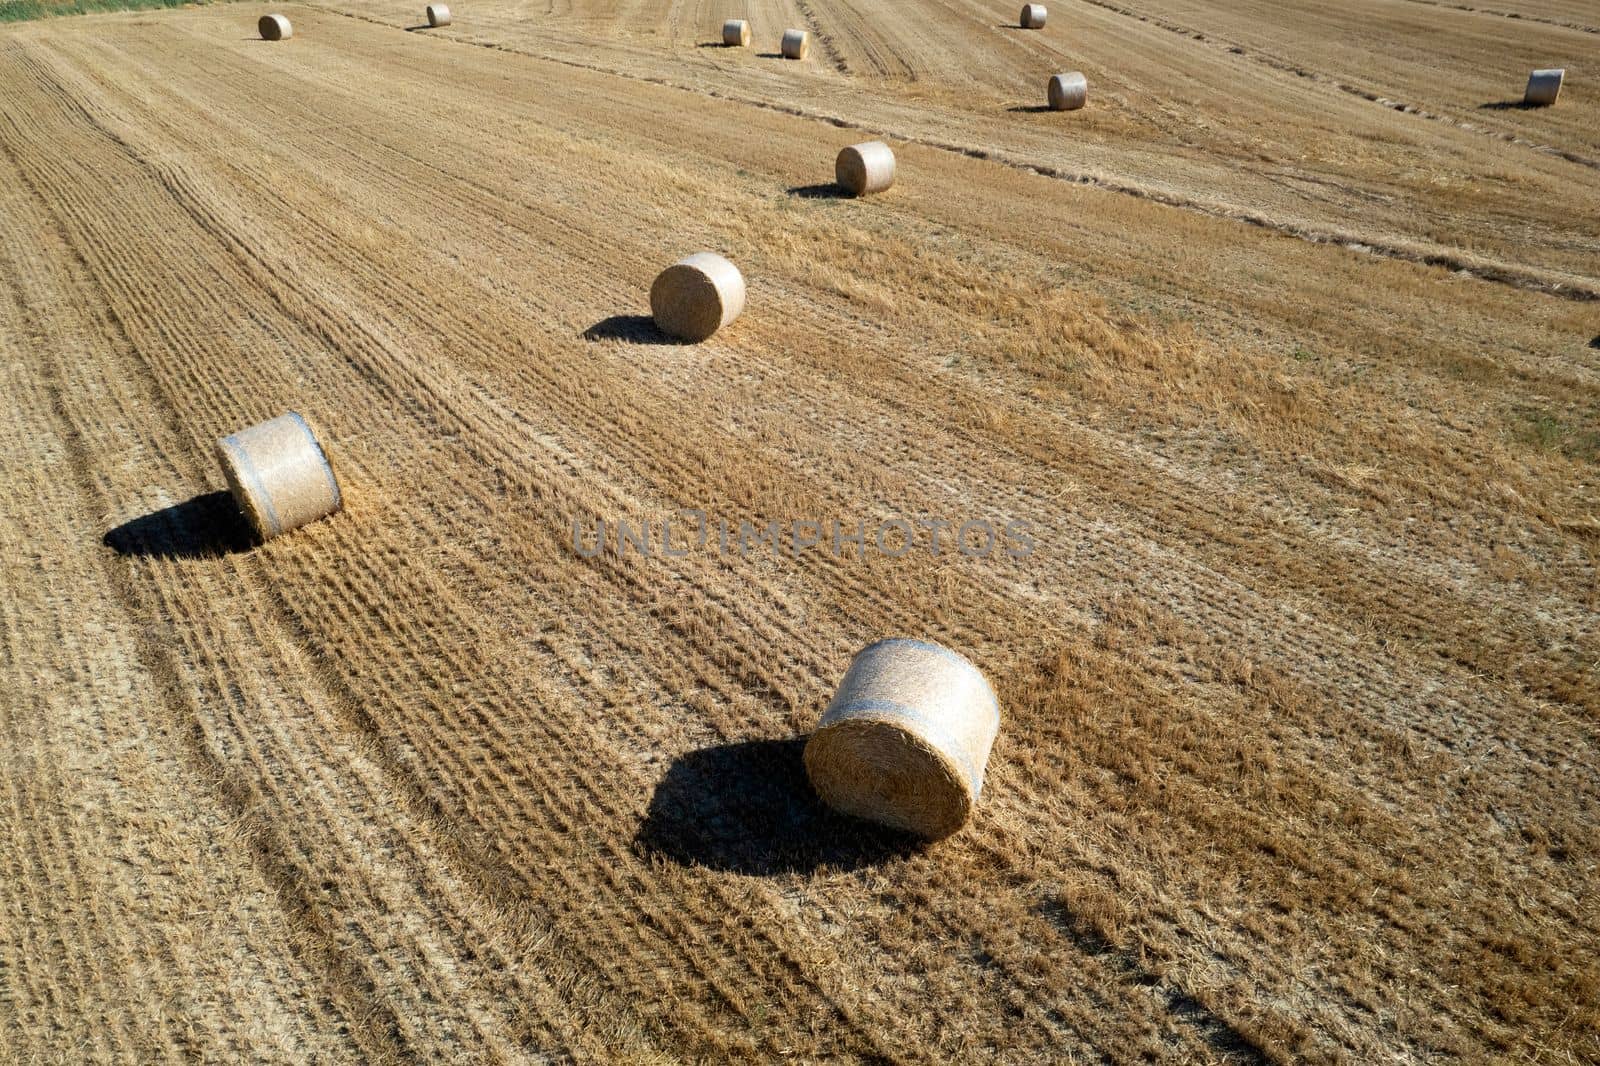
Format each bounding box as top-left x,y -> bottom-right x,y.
0,0 -> 1596,1061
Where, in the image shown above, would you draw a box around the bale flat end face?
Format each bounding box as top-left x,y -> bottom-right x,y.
217,412 -> 342,541
1020,3 -> 1046,28
781,29 -> 810,60
1525,68 -> 1564,106
835,141 -> 896,197
1048,72 -> 1087,111
722,19 -> 750,46
650,253 -> 745,343
426,4 -> 451,27
805,718 -> 972,839
258,14 -> 291,40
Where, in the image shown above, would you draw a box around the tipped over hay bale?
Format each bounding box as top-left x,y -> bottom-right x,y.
426,3 -> 451,26
804,638 -> 1001,839
1525,68 -> 1565,106
723,18 -> 750,46
1020,3 -> 1046,28
781,28 -> 810,59
258,14 -> 292,40
649,252 -> 746,342
1048,71 -> 1087,111
835,141 -> 895,196
217,412 -> 342,541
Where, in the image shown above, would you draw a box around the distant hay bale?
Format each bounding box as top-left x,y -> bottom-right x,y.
835,140 -> 895,196
722,18 -> 750,46
426,3 -> 451,26
781,28 -> 810,60
1525,68 -> 1565,106
258,14 -> 292,40
649,252 -> 746,342
217,412 -> 342,541
804,638 -> 1001,839
1020,3 -> 1046,28
1048,71 -> 1087,111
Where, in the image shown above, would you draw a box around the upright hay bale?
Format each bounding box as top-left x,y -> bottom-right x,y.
835,141 -> 896,196
649,252 -> 746,342
426,3 -> 451,26
781,28 -> 809,59
1525,68 -> 1565,106
217,412 -> 342,541
258,13 -> 292,40
1048,71 -> 1088,111
722,18 -> 750,46
804,638 -> 1001,839
1020,3 -> 1046,28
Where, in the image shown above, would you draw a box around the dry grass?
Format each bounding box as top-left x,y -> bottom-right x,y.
0,1 -> 1596,1063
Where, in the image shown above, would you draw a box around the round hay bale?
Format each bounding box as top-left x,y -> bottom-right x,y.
1020,3 -> 1046,28
258,13 -> 292,40
835,140 -> 895,197
649,252 -> 746,342
781,28 -> 810,60
1525,68 -> 1565,106
804,638 -> 1001,839
1048,71 -> 1087,111
426,3 -> 451,26
722,18 -> 750,46
217,412 -> 342,541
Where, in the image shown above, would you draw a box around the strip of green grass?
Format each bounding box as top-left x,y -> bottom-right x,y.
0,0 -> 213,23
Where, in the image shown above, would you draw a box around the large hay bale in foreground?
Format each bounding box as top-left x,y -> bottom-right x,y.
258,14 -> 292,40
804,638 -> 1001,839
1525,68 -> 1565,106
426,3 -> 451,26
1020,3 -> 1046,28
835,141 -> 896,196
1048,71 -> 1087,111
649,253 -> 746,342
723,18 -> 750,46
217,413 -> 342,541
781,28 -> 810,60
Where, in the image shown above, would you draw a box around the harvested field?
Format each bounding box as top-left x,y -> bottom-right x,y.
0,1 -> 1596,1063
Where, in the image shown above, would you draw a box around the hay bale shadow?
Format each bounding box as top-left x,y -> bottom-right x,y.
404,24 -> 431,31
104,491 -> 254,559
1479,99 -> 1538,110
755,51 -> 784,59
788,182 -> 851,199
582,314 -> 679,344
1008,104 -> 1055,113
635,738 -> 922,875
1588,335 -> 1600,349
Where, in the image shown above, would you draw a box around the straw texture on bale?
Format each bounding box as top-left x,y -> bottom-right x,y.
649,252 -> 745,342
1048,71 -> 1088,111
781,28 -> 810,60
722,18 -> 750,46
426,3 -> 451,26
217,412 -> 342,541
1020,3 -> 1046,28
804,638 -> 1001,839
258,13 -> 291,40
835,141 -> 896,197
1524,68 -> 1564,106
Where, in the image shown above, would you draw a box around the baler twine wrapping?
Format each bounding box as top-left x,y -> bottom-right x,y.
804,638 -> 1001,839
649,252 -> 746,342
1020,3 -> 1046,28
217,412 -> 342,541
1525,68 -> 1565,106
723,18 -> 750,46
426,3 -> 451,26
835,141 -> 895,197
781,28 -> 810,60
1048,71 -> 1087,111
258,13 -> 292,40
